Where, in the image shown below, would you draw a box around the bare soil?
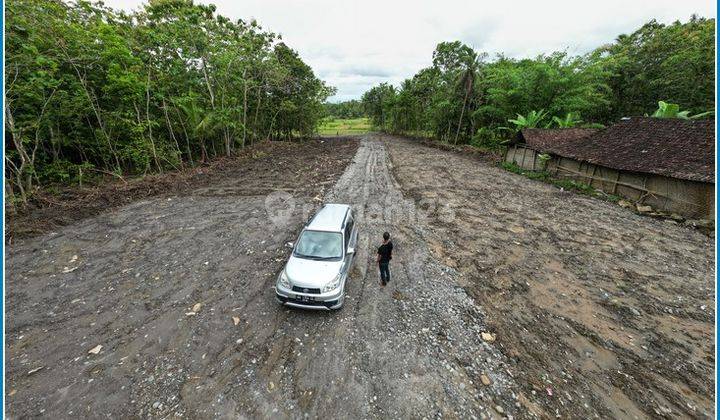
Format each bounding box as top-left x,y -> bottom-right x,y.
386,134 -> 715,418
5,134 -> 714,419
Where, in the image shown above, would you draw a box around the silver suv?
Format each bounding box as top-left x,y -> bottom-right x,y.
275,204 -> 358,310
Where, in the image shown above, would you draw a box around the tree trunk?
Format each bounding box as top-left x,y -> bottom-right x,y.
145,71 -> 162,172
218,72 -> 232,157
68,60 -> 121,171
210,137 -> 217,158
5,173 -> 17,214
201,56 -> 216,109
242,86 -> 248,147
200,137 -> 208,162
133,101 -> 151,173
252,85 -> 263,144
162,98 -> 184,168
5,104 -> 30,203
454,87 -> 471,145
242,69 -> 248,149
5,156 -> 26,205
172,102 -> 194,165
267,108 -> 282,141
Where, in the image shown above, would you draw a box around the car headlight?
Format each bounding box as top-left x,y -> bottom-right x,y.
322,274 -> 342,293
278,270 -> 292,289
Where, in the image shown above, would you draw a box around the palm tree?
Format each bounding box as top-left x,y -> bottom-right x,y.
453,52 -> 486,144
178,94 -> 220,162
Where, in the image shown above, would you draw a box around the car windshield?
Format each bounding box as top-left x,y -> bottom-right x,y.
294,230 -> 343,260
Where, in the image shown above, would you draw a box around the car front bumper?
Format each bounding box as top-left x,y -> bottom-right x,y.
275,284 -> 344,310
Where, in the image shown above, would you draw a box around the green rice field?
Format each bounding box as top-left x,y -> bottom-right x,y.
317,117 -> 372,136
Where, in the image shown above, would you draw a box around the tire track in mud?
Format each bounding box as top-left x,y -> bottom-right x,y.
302,135 -> 519,418
225,135 -> 519,418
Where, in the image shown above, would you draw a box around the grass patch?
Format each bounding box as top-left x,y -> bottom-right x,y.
501,162 -> 550,181
318,117 -> 372,136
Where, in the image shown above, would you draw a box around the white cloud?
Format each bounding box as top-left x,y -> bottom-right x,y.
105,0 -> 716,102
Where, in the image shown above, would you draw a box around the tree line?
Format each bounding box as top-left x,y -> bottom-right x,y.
6,0 -> 334,204
361,16 -> 715,146
322,100 -> 365,119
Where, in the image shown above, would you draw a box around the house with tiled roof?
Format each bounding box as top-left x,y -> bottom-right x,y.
504,117 -> 715,219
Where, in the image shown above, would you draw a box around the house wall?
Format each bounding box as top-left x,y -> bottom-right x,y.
503,145 -> 714,219
547,157 -> 714,220
504,144 -> 546,171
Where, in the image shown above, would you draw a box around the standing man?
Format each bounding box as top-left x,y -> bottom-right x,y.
377,231 -> 393,286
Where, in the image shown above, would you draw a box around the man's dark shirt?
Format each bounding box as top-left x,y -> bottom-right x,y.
377,241 -> 393,263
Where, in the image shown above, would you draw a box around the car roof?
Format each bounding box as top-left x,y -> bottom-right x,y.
306,203 -> 351,232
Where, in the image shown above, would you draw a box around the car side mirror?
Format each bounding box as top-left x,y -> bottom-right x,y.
347,246 -> 355,255
286,241 -> 294,249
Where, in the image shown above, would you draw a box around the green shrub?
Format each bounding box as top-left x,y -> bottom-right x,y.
38,160 -> 96,185
501,161 -> 550,181
471,127 -> 507,150
553,179 -> 595,195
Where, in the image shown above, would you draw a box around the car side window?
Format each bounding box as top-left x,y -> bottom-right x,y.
345,215 -> 354,248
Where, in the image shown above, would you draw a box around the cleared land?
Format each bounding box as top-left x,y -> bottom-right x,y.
386,134 -> 714,418
317,117 -> 372,136
6,134 -> 714,418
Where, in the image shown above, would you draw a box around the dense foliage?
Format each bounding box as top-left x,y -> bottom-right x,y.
361,17 -> 715,146
6,0 -> 334,202
322,100 -> 365,119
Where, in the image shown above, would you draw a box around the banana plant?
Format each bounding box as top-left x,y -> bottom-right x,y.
549,112 -> 583,128
651,101 -> 713,120
506,109 -> 548,130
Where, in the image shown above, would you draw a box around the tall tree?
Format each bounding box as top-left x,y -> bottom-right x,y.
6,0 -> 334,204
359,17 -> 714,145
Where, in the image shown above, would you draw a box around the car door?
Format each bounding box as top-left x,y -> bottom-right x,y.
343,213 -> 356,273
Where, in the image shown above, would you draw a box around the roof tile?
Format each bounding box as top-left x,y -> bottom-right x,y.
549,117 -> 715,183
518,128 -> 598,154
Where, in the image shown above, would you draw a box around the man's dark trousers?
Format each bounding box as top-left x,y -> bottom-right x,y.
379,262 -> 390,284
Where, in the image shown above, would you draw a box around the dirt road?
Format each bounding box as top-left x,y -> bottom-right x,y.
6,135 -> 715,418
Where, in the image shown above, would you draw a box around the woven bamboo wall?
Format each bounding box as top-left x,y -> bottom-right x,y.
504,144 -> 714,219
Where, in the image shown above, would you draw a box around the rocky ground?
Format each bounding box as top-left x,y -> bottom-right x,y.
6,134 -> 715,419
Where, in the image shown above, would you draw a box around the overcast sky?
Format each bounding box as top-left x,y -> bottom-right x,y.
105,0 -> 716,102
